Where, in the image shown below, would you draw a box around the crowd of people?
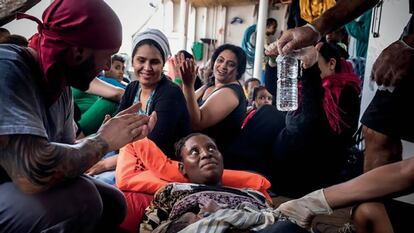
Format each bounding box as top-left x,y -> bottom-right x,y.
0,0 -> 413,232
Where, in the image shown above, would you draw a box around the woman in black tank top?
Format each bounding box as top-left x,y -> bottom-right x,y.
178,44 -> 247,153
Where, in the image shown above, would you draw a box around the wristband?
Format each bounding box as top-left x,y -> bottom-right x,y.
303,23 -> 322,42
174,77 -> 183,85
268,56 -> 277,67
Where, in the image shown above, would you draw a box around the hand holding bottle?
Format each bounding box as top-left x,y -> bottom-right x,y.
276,24 -> 321,56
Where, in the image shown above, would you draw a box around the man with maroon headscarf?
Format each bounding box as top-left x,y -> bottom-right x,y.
0,0 -> 157,232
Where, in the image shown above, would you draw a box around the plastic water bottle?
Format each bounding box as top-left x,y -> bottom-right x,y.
276,54 -> 299,111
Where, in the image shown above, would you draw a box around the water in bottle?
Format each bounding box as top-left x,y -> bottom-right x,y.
276,54 -> 299,111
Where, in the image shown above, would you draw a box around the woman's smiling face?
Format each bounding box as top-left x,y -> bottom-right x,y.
213,49 -> 239,84
132,44 -> 164,88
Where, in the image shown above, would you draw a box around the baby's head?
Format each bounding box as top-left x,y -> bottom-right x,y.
252,86 -> 273,109
175,133 -> 224,186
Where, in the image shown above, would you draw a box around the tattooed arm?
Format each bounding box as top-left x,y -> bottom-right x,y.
0,105 -> 157,194
0,134 -> 107,193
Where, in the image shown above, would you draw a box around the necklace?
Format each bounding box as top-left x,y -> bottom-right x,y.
133,87 -> 156,115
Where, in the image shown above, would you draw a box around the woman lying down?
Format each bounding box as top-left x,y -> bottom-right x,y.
139,133 -> 308,233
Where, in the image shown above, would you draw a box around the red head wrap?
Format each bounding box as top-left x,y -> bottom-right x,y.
17,0 -> 122,105
322,59 -> 361,134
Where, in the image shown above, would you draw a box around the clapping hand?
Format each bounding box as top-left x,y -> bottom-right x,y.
96,102 -> 157,152
176,52 -> 198,87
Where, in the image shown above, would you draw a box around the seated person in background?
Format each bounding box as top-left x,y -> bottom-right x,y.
271,42 -> 360,196
117,28 -> 191,157
140,133 -> 308,233
244,77 -> 261,106
87,30 -> 191,183
98,54 -> 128,89
178,44 -> 247,154
243,86 -> 273,128
226,42 -> 361,198
99,29 -> 190,186
270,1 -> 413,231
250,86 -> 273,112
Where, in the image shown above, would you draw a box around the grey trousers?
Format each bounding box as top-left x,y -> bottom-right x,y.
0,175 -> 126,233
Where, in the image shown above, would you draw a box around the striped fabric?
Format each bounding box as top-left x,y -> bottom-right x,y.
179,202 -> 282,233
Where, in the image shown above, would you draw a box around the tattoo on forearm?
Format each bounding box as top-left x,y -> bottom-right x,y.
0,135 -> 108,192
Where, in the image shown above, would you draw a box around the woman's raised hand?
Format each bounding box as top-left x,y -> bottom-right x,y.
176,52 -> 198,87
169,56 -> 182,79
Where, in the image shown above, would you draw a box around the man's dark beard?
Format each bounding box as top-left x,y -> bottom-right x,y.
66,55 -> 97,91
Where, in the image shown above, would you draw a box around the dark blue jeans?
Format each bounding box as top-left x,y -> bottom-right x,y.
0,175 -> 126,233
